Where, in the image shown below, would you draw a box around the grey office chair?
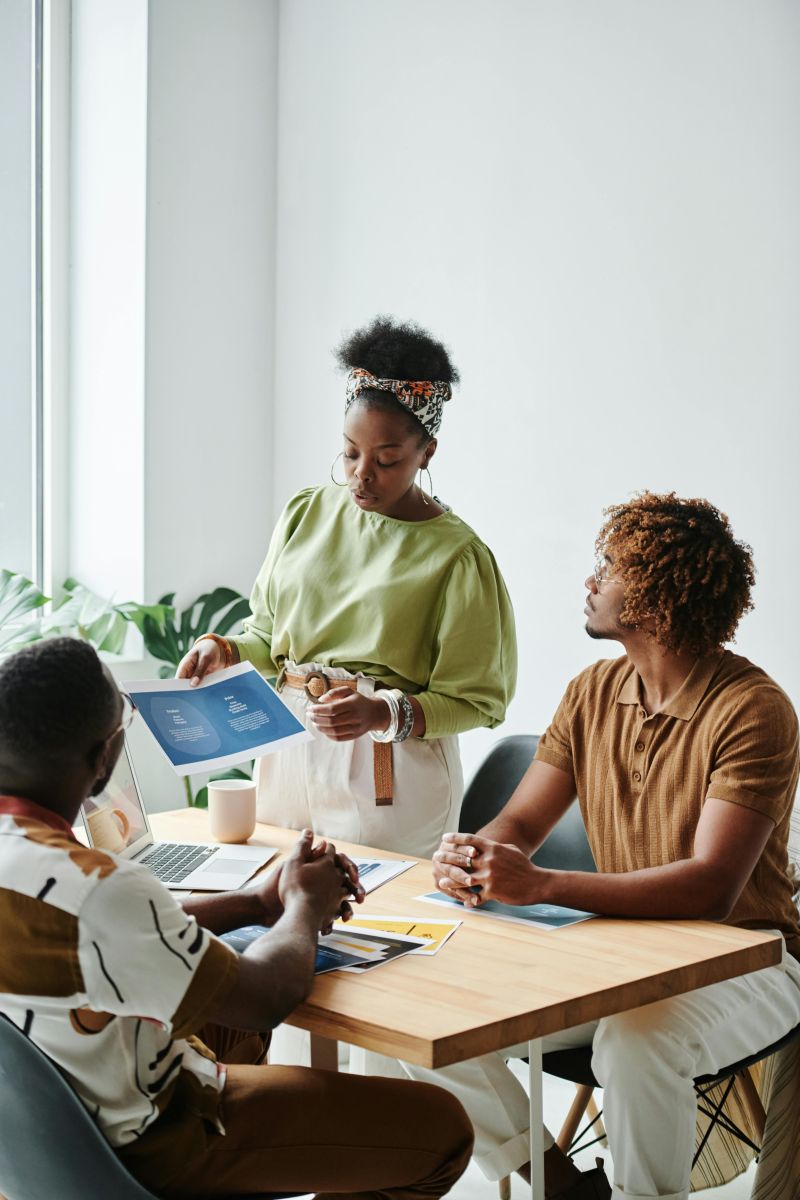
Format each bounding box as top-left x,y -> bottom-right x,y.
459,733 -> 597,874
0,1014 -> 302,1200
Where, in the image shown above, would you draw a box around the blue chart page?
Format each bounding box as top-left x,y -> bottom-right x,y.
124,662 -> 310,776
419,891 -> 595,930
221,925 -> 367,974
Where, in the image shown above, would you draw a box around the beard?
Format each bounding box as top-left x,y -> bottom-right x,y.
584,618 -> 623,641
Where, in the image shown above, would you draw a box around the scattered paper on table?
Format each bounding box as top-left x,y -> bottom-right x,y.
336,914 -> 461,955
220,923 -> 425,974
416,892 -> 596,930
220,924 -> 371,974
333,927 -> 427,972
353,857 -> 417,894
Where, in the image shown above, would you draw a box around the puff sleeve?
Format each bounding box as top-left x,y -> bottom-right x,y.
416,540 -> 517,739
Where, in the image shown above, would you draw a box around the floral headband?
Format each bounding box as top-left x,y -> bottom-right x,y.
345,367 -> 451,438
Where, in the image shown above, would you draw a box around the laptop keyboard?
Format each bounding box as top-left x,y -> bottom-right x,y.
138,843 -> 217,883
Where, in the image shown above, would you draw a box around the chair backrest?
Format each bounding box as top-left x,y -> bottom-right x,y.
0,1014 -> 160,1200
460,734 -> 596,873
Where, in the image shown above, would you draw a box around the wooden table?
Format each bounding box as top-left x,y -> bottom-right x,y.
153,809 -> 782,1197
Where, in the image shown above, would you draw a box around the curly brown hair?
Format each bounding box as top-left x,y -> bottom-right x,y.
596,492 -> 755,656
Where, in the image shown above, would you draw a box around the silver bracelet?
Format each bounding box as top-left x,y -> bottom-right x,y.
393,694 -> 414,743
369,690 -> 400,743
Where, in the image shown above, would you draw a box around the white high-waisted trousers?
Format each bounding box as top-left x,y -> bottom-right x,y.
255,662 -> 464,859
396,941 -> 800,1200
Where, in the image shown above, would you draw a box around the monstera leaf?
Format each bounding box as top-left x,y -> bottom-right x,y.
0,572 -> 172,657
0,571 -> 49,653
122,587 -> 250,677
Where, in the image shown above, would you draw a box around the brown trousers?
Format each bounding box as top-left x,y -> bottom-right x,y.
143,1027 -> 473,1199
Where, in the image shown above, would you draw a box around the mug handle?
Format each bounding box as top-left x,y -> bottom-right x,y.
110,809 -> 130,840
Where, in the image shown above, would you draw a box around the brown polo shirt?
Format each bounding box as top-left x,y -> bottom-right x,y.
535,649 -> 800,959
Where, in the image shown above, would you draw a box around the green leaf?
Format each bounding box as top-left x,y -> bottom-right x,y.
0,571 -> 49,652
117,601 -> 172,637
214,597 -> 252,636
31,583 -> 130,656
195,588 -> 243,637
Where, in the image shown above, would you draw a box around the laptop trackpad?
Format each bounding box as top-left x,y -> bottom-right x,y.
198,858 -> 250,874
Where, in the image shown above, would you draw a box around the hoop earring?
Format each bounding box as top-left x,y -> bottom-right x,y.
330,452 -> 346,486
418,466 -> 434,506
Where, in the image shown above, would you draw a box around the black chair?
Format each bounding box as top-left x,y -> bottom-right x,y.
460,734 -> 597,875
0,1014 -> 303,1200
460,732 -> 597,872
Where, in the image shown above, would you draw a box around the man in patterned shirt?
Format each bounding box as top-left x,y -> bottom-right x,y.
0,637 -> 472,1198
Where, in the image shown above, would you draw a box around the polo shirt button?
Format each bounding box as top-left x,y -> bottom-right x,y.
635,741 -> 645,752
633,770 -> 642,782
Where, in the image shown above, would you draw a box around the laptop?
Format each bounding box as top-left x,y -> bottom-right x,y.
80,743 -> 277,890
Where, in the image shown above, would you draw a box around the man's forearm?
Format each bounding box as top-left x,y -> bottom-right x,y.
540,857 -> 734,921
479,813 -> 540,857
182,887 -> 270,934
209,897 -> 320,1031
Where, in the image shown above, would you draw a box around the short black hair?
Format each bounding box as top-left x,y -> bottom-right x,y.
336,315 -> 459,384
335,316 -> 459,442
0,638 -> 118,761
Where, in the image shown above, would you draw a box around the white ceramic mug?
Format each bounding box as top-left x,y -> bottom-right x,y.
207,778 -> 257,843
86,804 -> 131,854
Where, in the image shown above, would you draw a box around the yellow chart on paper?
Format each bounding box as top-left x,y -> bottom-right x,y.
335,915 -> 461,956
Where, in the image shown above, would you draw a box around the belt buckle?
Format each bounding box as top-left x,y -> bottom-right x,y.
303,670 -> 329,701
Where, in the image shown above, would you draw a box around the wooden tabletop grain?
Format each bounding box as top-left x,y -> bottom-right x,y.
153,809 -> 782,1068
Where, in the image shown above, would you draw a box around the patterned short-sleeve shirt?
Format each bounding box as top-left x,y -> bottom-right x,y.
0,796 -> 239,1163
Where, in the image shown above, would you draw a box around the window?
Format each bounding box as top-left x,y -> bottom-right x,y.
0,0 -> 42,585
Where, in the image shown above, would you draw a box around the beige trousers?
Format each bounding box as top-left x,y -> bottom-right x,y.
397,947 -> 800,1200
255,662 -> 463,858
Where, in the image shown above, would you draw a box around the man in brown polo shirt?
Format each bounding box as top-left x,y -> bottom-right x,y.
405,492 -> 800,1200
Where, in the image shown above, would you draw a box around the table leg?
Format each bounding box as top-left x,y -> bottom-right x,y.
528,1038 -> 545,1200
309,1033 -> 339,1071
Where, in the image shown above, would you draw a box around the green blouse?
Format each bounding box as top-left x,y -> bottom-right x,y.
230,485 -> 517,740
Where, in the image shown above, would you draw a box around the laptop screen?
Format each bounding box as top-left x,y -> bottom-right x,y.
81,744 -> 151,857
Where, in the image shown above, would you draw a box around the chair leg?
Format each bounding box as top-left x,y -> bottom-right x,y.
556,1082 -> 595,1151
736,1066 -> 766,1144
586,1094 -> 608,1147
498,1175 -> 512,1200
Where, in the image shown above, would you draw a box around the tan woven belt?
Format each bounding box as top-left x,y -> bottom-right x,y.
281,670 -> 393,806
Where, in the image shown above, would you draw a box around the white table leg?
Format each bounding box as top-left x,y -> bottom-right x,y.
528,1038 -> 545,1200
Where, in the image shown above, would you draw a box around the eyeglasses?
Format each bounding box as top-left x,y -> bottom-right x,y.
108,692 -> 137,740
593,560 -> 622,590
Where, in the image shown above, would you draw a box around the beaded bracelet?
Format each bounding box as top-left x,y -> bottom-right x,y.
194,632 -> 233,669
369,689 -> 401,743
393,694 -> 415,743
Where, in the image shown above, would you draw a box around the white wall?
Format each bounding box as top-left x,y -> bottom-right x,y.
272,0 -> 800,783
144,0 -> 279,605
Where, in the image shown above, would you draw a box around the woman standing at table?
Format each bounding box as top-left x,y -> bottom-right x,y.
177,316 -> 516,857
